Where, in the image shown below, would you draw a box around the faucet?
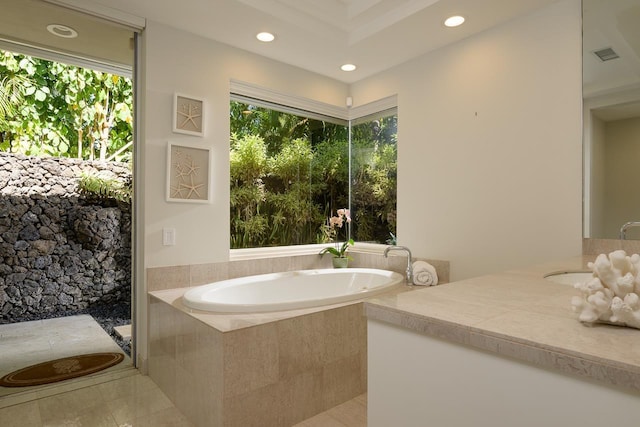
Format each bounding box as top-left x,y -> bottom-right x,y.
384,245 -> 413,284
620,221 -> 640,240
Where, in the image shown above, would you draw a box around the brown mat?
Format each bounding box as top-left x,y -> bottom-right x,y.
0,352 -> 124,387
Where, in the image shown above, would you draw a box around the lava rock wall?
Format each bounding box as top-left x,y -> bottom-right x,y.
0,153 -> 131,322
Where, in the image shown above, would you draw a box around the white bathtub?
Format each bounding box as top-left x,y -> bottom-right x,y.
182,268 -> 404,313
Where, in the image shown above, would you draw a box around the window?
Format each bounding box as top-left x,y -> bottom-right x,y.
350,110 -> 397,243
230,94 -> 396,249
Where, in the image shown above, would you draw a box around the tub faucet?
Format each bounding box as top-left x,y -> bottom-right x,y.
620,221 -> 640,240
384,245 -> 413,284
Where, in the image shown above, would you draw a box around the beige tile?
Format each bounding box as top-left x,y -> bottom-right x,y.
290,254 -> 332,270
106,386 -> 174,425
0,390 -> 40,409
97,374 -> 159,402
324,398 -> 367,427
223,323 -> 279,398
277,312 -> 325,379
294,412 -> 347,427
322,304 -> 366,364
223,382 -> 283,427
37,385 -> 106,423
293,393 -> 367,427
189,262 -> 229,286
146,265 -> 190,291
190,321 -> 224,427
175,314 -> 198,373
41,406 -> 118,427
228,257 -> 288,279
127,406 -> 194,427
322,353 -> 366,409
0,401 -> 42,427
279,370 -> 324,426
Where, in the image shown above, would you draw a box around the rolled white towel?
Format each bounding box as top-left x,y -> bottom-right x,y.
412,261 -> 438,286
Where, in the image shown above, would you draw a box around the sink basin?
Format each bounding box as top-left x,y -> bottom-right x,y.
544,271 -> 593,285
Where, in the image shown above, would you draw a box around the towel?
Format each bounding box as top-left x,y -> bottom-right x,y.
412,261 -> 438,286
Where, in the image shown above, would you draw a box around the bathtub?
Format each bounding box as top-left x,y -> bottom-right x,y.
182,268 -> 404,313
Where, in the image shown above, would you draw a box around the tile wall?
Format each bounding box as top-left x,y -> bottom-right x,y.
147,252 -> 449,292
583,238 -> 640,255
146,252 -> 449,426
149,296 -> 368,426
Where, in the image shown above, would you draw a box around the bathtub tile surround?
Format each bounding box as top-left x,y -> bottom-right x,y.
146,251 -> 448,426
147,251 -> 449,291
149,294 -> 369,426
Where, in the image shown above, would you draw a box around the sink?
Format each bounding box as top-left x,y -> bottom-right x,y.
544,271 -> 593,285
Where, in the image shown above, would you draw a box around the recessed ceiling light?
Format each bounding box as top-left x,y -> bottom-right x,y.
444,15 -> 465,27
341,64 -> 357,72
46,24 -> 78,39
256,32 -> 275,42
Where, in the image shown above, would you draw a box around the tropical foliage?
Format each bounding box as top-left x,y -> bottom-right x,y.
0,50 -> 133,161
230,101 -> 397,248
78,171 -> 132,204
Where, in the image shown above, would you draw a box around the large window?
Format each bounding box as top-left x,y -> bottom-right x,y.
230,95 -> 396,249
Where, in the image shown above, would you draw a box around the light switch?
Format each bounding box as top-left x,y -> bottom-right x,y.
163,228 -> 176,246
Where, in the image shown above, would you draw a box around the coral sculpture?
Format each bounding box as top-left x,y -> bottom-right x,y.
571,250 -> 640,329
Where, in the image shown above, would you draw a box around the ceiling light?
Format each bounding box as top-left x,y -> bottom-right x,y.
444,16 -> 465,27
256,32 -> 275,42
46,24 -> 78,38
341,64 -> 357,72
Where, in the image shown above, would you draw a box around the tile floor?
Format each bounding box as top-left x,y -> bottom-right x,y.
293,393 -> 367,427
0,371 -> 192,427
0,315 -> 131,398
0,315 -> 366,426
0,370 -> 366,427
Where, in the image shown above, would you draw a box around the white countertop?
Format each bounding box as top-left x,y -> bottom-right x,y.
364,256 -> 640,392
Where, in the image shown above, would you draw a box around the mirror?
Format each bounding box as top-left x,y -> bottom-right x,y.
583,0 -> 640,239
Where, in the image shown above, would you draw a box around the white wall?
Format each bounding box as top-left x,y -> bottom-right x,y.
137,24 -> 347,367
142,22 -> 348,269
140,0 -> 582,279
350,0 -> 583,280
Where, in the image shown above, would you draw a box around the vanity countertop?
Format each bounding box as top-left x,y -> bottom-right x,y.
364,255 -> 640,392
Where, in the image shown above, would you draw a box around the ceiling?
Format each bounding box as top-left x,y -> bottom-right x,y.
87,0 -> 560,83
1,0 -> 560,83
0,0 -> 134,69
0,0 -> 638,116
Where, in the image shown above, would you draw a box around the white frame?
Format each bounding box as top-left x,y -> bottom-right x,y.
166,142 -> 211,203
173,93 -> 204,136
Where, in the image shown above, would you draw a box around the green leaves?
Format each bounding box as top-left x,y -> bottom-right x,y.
0,49 -> 133,161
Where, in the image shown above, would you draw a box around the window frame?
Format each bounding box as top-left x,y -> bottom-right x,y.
229,80 -> 397,260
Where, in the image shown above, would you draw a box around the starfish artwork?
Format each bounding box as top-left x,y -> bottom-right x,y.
176,98 -> 202,133
169,145 -> 209,201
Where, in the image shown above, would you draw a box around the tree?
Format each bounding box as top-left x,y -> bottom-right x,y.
0,50 -> 133,161
229,100 -> 397,249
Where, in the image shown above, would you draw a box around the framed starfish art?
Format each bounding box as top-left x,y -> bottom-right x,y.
173,94 -> 204,136
166,142 -> 211,203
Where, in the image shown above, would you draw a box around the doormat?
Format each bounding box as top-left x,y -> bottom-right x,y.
0,352 -> 124,387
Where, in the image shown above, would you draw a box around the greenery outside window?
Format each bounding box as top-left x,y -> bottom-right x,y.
230,93 -> 397,250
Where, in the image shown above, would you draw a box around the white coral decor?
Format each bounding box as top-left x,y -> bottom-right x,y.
571,250 -> 640,329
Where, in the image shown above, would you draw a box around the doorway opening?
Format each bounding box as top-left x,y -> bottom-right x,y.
0,3 -> 137,399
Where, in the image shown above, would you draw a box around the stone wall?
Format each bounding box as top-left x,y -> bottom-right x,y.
0,152 -> 131,322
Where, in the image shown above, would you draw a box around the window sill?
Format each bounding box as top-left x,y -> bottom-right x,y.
229,242 -> 389,261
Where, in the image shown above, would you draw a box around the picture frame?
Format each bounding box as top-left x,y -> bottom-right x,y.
166,142 -> 211,203
173,93 -> 204,136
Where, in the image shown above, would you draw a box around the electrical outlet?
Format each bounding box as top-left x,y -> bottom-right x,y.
162,228 -> 176,246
